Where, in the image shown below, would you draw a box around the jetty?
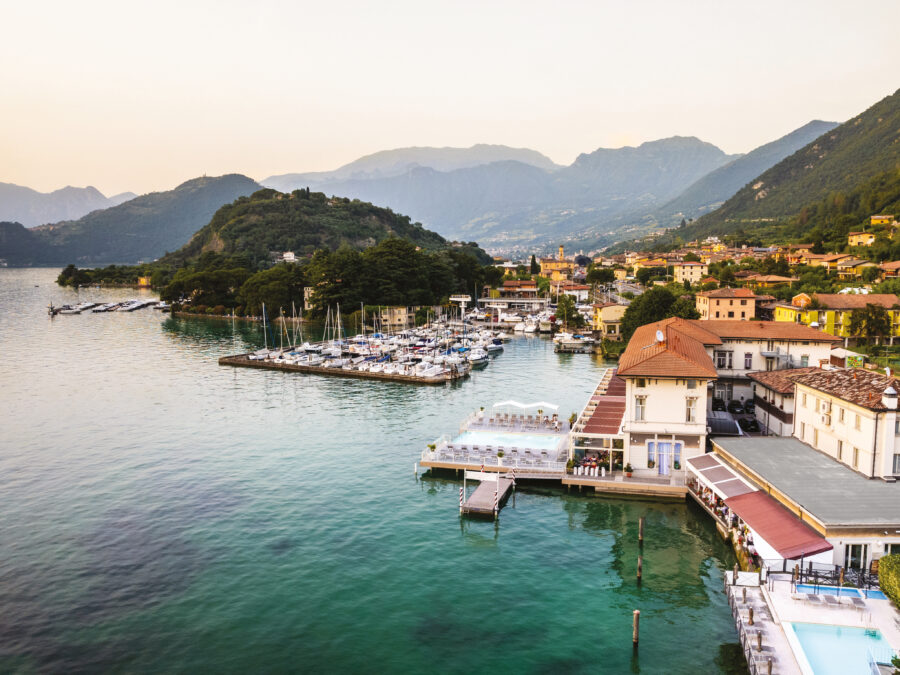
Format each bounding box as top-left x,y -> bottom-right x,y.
460,471 -> 515,518
219,352 -> 469,384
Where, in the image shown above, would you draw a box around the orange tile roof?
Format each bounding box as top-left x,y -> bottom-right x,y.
811,293 -> 900,310
697,287 -> 757,299
746,367 -> 823,394
699,320 -> 840,342
618,319 -> 717,378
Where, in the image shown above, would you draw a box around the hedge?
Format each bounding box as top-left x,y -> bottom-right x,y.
879,553 -> 900,606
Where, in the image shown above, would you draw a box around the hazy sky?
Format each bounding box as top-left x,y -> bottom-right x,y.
2,0 -> 899,196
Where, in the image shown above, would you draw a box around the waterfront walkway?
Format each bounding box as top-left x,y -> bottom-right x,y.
460,476 -> 514,517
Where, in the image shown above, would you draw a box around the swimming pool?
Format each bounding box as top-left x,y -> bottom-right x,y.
795,584 -> 888,600
453,430 -> 563,452
784,622 -> 895,675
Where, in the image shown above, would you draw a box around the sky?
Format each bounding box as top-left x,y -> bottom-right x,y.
1,0 -> 899,196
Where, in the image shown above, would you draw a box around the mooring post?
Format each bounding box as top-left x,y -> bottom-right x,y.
756,630 -> 762,652
748,606 -> 754,626
632,610 -> 640,648
638,517 -> 644,547
733,562 -> 739,586
414,462 -> 417,476
637,556 -> 643,585
742,587 -> 746,603
766,657 -> 772,675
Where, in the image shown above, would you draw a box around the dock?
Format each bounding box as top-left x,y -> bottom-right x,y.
219,353 -> 469,384
460,471 -> 515,518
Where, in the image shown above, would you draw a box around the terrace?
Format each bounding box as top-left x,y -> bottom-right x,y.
420,400 -> 570,476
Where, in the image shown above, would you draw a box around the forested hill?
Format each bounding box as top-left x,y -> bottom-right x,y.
616,87 -> 900,251
164,187 -> 491,267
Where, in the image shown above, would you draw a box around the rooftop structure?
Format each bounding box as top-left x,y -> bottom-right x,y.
791,368 -> 900,412
713,436 -> 900,529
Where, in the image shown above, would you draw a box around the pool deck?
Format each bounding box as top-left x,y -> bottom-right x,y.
724,573 -> 900,674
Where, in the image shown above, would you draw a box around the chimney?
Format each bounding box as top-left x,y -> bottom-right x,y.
883,385 -> 898,410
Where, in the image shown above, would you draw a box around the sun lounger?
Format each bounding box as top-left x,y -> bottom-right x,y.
848,596 -> 866,608
821,594 -> 840,606
803,594 -> 822,604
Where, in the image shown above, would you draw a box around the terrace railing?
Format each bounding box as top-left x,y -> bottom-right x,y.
762,558 -> 881,590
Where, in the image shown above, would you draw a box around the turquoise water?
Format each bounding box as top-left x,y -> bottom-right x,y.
0,268 -> 742,673
453,430 -> 564,451
785,622 -> 893,674
795,584 -> 888,600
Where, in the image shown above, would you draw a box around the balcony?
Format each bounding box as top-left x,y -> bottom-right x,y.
753,395 -> 792,424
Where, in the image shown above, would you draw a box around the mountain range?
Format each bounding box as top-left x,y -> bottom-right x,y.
622,87 -> 900,251
0,182 -> 137,228
0,175 -> 259,264
260,130 -> 837,251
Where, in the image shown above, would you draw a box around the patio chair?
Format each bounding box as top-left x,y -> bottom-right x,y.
821,594 -> 840,606
848,596 -> 866,608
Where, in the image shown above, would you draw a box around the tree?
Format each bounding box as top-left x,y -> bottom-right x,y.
586,266 -> 615,285
682,252 -> 701,262
530,254 -> 539,274
483,265 -> 504,289
671,297 -> 700,319
621,287 -> 680,339
861,266 -> 880,284
848,303 -> 891,344
574,254 -> 591,267
556,293 -> 584,329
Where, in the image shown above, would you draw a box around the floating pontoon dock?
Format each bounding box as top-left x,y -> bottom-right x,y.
460,471 -> 515,518
218,353 -> 469,384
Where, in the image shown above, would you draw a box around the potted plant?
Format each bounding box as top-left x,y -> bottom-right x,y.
426,443 -> 436,453
624,463 -> 633,477
569,412 -> 577,425
497,450 -> 505,458
566,458 -> 575,472
647,459 -> 655,469
673,461 -> 681,470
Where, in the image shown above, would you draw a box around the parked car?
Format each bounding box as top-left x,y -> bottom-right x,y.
738,417 -> 760,433
712,397 -> 726,412
743,400 -> 755,414
727,400 -> 744,415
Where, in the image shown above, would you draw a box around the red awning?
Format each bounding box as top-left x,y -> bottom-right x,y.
725,491 -> 832,560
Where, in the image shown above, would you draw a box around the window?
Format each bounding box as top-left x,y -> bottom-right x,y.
815,398 -> 820,413
715,311 -> 720,318
800,355 -> 809,367
800,422 -> 806,439
686,397 -> 697,422
802,393 -> 807,408
839,407 -> 845,423
887,543 -> 900,556
893,453 -> 900,474
855,414 -> 861,430
853,447 -> 860,469
687,379 -> 697,389
715,351 -> 733,369
647,442 -> 656,463
635,396 -> 646,421
744,353 -> 752,369
837,440 -> 843,461
813,428 -> 818,446
636,378 -> 646,388
728,311 -> 734,318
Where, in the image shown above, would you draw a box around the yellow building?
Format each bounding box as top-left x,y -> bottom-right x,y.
673,262 -> 708,285
614,268 -> 628,281
848,231 -> 876,247
539,245 -> 576,281
871,214 -> 894,226
632,257 -> 668,272
773,293 -> 900,342
592,302 -> 627,341
137,276 -> 152,287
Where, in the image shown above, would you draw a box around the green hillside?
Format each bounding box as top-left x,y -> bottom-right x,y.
616,88 -> 900,251
166,187 -> 490,267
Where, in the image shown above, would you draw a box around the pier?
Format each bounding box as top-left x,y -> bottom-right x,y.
460,471 -> 514,517
219,352 -> 469,384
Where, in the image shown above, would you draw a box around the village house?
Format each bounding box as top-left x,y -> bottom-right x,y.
746,367 -> 820,436
773,293 -> 900,344
871,214 -> 895,227
479,279 -> 550,313
550,281 -> 591,303
695,287 -> 757,320
591,302 -> 627,341
672,261 -> 708,285
848,231 -> 876,247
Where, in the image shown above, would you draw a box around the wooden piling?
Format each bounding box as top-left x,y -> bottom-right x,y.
742,587 -> 746,603
733,563 -> 739,585
638,517 -> 644,546
748,606 -> 754,626
632,610 -> 640,647
637,556 -> 643,585
766,658 -> 772,675
756,630 -> 762,652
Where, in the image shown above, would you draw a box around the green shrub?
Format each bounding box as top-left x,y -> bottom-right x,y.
878,553 -> 900,606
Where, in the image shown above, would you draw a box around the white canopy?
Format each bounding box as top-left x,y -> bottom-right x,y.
491,400 -> 559,411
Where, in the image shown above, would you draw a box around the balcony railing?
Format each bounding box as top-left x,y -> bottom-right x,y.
753,395 -> 792,424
